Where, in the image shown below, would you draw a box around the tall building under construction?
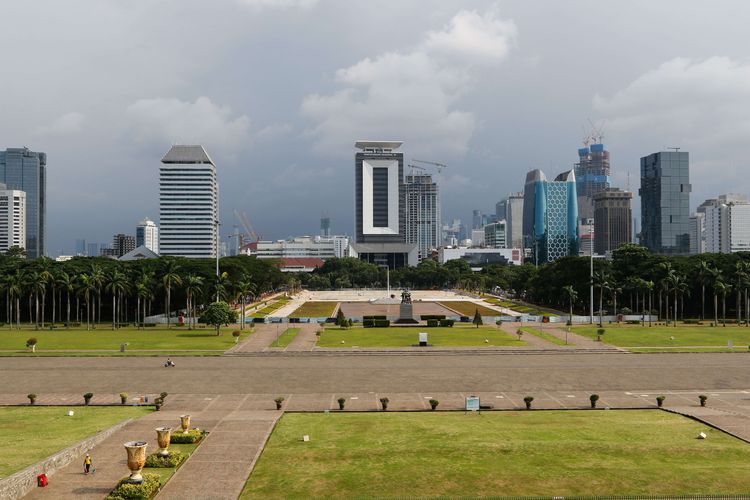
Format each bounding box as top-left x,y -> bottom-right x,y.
405,173 -> 440,261
575,143 -> 611,222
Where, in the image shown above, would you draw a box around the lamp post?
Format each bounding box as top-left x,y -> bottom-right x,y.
589,217 -> 594,325
215,218 -> 221,302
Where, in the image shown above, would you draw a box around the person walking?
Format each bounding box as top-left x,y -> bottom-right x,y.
84,453 -> 92,474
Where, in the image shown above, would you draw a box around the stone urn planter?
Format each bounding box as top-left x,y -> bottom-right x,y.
124,441 -> 148,483
180,414 -> 191,434
155,427 -> 172,457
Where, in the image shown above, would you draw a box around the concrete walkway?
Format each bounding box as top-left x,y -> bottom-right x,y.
285,324 -> 319,352
225,325 -> 280,353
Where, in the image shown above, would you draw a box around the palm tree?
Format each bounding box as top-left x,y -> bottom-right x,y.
593,271 -> 609,326
666,273 -> 684,327
562,285 -> 578,327
57,272 -> 75,328
711,271 -> 724,326
716,280 -> 731,327
734,261 -> 747,324
213,271 -> 232,303
183,275 -> 204,330
106,271 -> 130,329
135,280 -> 154,329
160,259 -> 182,328
235,277 -> 256,330
27,271 -> 46,329
611,284 -> 622,319
89,264 -> 105,328
657,262 -> 674,321
8,270 -> 24,329
695,260 -> 713,321
78,274 -> 96,331
644,280 -> 654,327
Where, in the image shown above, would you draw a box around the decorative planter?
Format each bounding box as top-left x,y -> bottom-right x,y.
155,427 -> 172,457
180,415 -> 191,434
124,441 -> 148,483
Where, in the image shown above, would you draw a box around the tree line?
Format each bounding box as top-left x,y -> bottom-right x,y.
0,254 -> 287,329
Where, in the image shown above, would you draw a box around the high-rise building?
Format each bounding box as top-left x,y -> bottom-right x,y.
522,169 -> 545,249
87,242 -> 99,258
639,151 -> 691,255
0,183 -> 26,253
689,213 -> 705,255
159,145 -> 218,258
136,218 -> 159,254
484,221 -> 507,249
703,195 -> 750,253
593,188 -> 632,255
75,239 -> 86,256
525,169 -> 579,263
350,141 -> 417,268
495,200 -> 506,221
505,192 -> 524,249
575,143 -> 611,222
405,173 -> 440,261
113,234 -> 136,257
0,148 -> 46,258
320,216 -> 331,237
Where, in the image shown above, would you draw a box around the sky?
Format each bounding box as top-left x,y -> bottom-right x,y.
3,0 -> 750,256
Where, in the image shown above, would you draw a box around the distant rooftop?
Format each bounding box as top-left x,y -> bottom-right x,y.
161,145 -> 214,165
355,140 -> 403,151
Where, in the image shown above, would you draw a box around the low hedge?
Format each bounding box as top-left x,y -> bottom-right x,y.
374,319 -> 390,327
363,319 -> 374,328
107,473 -> 161,500
439,319 -> 454,327
145,450 -> 187,468
170,429 -> 206,444
420,315 -> 446,320
426,319 -> 439,327
363,315 -> 387,320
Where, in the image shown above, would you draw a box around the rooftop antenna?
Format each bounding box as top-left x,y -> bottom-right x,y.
667,146 -> 681,152
627,171 -> 630,191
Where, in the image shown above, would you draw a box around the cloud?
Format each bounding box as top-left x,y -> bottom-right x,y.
35,112 -> 85,136
126,96 -> 251,154
301,8 -> 517,157
237,0 -> 318,10
594,57 -> 750,196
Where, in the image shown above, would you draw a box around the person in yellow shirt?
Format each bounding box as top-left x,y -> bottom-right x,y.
84,454 -> 92,474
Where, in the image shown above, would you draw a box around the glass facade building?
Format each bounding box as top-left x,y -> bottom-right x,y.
405,173 -> 440,261
525,169 -> 579,263
0,148 -> 46,258
639,151 -> 691,255
575,143 -> 611,222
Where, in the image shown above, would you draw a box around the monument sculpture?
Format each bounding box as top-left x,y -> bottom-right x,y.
396,289 -> 418,324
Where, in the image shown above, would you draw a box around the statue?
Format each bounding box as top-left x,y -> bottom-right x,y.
401,289 -> 412,304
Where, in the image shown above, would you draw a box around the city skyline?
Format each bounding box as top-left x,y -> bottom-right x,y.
4,1 -> 750,256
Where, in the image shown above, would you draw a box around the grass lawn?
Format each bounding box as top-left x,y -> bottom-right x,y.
573,324 -> 750,348
317,325 -> 525,347
0,326 -> 251,355
288,302 -> 338,318
520,326 -> 571,346
250,298 -> 290,318
271,328 -> 300,348
0,406 -> 151,478
242,410 -> 750,498
438,301 -> 501,317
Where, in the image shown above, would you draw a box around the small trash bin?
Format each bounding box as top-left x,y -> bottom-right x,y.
120,344 -> 126,353
37,473 -> 48,487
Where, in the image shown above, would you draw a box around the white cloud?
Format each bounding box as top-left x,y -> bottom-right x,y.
594,57 -> 750,196
35,111 -> 85,136
126,96 -> 251,154
301,8 -> 517,156
237,0 -> 318,10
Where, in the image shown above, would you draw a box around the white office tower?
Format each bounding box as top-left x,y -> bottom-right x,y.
705,200 -> 750,254
159,145 -> 218,258
136,217 -> 159,254
0,183 -> 26,252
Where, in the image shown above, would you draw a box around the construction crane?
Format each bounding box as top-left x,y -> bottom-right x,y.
406,164 -> 427,176
232,209 -> 261,249
587,118 -> 605,144
412,159 -> 448,174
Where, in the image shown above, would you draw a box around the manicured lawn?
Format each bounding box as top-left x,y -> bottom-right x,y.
438,301 -> 501,317
242,410 -> 750,498
250,298 -> 290,318
288,301 -> 338,318
317,325 -> 525,347
0,327 -> 251,355
0,406 -> 151,477
271,328 -> 300,348
520,326 -> 571,346
573,324 -> 750,348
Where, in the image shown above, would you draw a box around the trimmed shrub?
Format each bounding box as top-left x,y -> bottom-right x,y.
119,393 -> 128,404
656,395 -> 665,408
27,393 -> 37,405
380,397 -> 389,411
429,399 -> 439,410
420,315 -> 446,321
275,396 -> 285,410
160,392 -> 169,402
363,319 -> 375,328
590,394 -> 600,408
699,394 -> 708,407
83,393 -> 93,405
106,472 -> 161,500
145,450 -> 187,468
524,396 -> 534,409
337,397 -> 346,410
374,319 -> 390,328
170,429 -> 205,444
439,319 -> 454,327
426,319 -> 439,327
596,328 -> 605,341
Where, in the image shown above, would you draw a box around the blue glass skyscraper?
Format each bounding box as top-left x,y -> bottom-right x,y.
523,168 -> 579,263
0,148 -> 46,258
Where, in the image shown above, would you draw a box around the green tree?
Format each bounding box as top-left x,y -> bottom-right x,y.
472,308 -> 483,328
593,271 -> 610,326
695,260 -> 713,321
336,308 -> 347,327
235,276 -> 255,330
201,301 -> 237,336
184,275 -> 205,329
160,259 -> 183,328
562,285 -> 578,326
